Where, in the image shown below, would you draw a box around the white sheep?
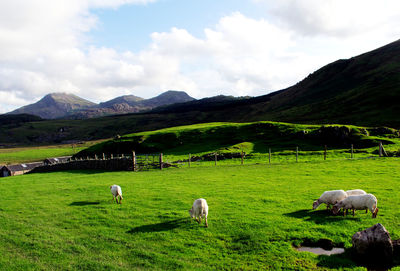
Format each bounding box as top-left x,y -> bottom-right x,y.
345,189 -> 367,214
313,190 -> 348,210
189,198 -> 208,227
110,184 -> 123,204
332,193 -> 378,218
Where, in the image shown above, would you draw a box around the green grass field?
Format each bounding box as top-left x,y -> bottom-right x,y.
1,158 -> 399,270
0,140 -> 107,165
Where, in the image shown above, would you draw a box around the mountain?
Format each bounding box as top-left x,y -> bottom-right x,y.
9,93 -> 96,119
1,39 -> 400,145
8,90 -> 195,119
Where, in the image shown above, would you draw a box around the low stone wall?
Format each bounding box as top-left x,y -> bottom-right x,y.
29,158 -> 134,173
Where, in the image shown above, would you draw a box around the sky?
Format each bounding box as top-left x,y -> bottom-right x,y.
0,0 -> 399,113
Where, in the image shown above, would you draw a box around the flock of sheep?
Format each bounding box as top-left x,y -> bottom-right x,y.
109,184 -> 378,230
313,189 -> 379,218
110,184 -> 209,227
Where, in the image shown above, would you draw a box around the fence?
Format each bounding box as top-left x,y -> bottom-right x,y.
27,142 -> 394,174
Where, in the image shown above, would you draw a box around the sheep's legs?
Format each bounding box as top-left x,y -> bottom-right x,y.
198,216 -> 202,224
205,216 -> 208,227
352,209 -> 355,216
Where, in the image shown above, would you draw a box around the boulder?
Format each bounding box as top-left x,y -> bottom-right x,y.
352,223 -> 393,265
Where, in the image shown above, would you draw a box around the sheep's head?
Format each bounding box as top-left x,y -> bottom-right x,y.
332,205 -> 340,215
189,208 -> 194,218
109,185 -> 112,190
373,208 -> 379,218
312,200 -> 320,210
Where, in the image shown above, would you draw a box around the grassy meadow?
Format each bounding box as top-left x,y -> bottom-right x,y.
0,140 -> 106,165
1,158 -> 400,270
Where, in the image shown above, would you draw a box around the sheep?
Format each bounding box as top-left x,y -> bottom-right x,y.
332,194 -> 378,218
189,198 -> 208,227
345,189 -> 367,214
110,184 -> 123,204
312,190 -> 348,210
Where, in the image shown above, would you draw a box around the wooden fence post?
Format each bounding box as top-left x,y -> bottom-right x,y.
111,154 -> 113,159
160,153 -> 163,170
188,153 -> 191,168
241,151 -> 244,165
379,142 -> 382,157
296,147 -> 298,162
132,151 -> 136,172
269,148 -> 271,164
214,153 -> 217,166
102,153 -> 105,160
351,144 -> 354,159
95,154 -> 97,160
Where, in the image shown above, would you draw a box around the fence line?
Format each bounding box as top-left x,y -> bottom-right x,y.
20,142 -> 394,175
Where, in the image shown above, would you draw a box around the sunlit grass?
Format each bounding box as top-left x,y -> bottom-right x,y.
0,158 -> 399,270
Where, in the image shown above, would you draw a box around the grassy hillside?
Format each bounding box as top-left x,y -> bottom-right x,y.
75,121 -> 400,158
0,158 -> 399,270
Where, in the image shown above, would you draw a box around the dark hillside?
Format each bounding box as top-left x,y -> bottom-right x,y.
153,39 -> 400,127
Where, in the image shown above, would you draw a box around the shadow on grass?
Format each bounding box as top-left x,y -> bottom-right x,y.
283,209 -> 361,224
69,201 -> 101,206
316,249 -> 358,269
127,218 -> 189,234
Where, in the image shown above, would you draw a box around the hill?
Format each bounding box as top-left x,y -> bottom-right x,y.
74,121 -> 399,158
7,90 -> 195,119
153,39 -> 400,127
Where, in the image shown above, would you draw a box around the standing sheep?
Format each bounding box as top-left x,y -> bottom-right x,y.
110,184 -> 123,204
189,198 -> 208,227
332,194 -> 378,218
345,189 -> 367,214
313,190 -> 348,210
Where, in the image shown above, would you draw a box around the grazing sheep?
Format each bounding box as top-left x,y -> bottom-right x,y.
332,194 -> 378,218
189,198 -> 208,227
110,184 -> 123,204
313,190 -> 348,210
345,189 -> 367,214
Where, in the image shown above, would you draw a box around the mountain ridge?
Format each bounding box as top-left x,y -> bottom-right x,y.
8,90 -> 195,119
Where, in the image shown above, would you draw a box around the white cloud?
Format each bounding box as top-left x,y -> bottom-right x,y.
0,0 -> 399,114
256,0 -> 400,38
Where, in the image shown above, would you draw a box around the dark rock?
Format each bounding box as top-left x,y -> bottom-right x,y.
352,223 -> 393,265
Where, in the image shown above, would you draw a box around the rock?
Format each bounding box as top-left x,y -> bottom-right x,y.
352,223 -> 393,265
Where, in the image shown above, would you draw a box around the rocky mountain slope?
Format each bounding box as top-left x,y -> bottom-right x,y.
8,90 -> 195,119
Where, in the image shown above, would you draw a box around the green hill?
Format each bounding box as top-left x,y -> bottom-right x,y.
75,121 -> 399,157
